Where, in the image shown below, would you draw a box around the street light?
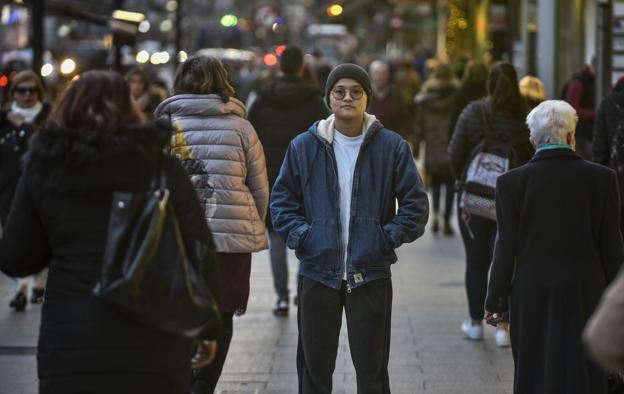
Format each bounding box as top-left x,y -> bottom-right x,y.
136,50 -> 149,64
327,4 -> 343,17
220,14 -> 238,28
60,58 -> 76,75
40,63 -> 53,77
112,10 -> 145,23
138,20 -> 150,33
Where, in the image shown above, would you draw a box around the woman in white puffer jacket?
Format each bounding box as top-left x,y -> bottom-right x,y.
154,55 -> 269,394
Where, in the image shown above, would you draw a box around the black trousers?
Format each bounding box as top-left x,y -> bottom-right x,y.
297,276 -> 393,394
191,312 -> 234,394
431,175 -> 455,222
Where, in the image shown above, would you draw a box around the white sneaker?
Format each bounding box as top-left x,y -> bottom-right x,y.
461,320 -> 484,340
495,328 -> 511,347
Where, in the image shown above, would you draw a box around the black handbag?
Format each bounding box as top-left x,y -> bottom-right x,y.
93,158 -> 221,338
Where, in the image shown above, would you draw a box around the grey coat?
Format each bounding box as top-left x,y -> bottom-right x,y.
155,94 -> 269,253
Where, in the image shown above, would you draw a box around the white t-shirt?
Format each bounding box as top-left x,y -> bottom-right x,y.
333,129 -> 364,279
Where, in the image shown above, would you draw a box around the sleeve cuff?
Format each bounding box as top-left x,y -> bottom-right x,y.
286,223 -> 310,250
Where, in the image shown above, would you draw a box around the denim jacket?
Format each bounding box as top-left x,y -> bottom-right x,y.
270,113 -> 429,289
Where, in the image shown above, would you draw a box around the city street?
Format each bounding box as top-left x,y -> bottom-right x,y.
0,216 -> 514,394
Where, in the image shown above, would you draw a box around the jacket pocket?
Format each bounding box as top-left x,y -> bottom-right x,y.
349,218 -> 395,269
298,219 -> 340,264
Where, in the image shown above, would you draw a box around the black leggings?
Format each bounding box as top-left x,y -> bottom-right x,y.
457,206 -> 498,321
191,312 -> 234,394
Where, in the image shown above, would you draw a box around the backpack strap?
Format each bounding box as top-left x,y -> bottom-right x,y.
478,100 -> 493,138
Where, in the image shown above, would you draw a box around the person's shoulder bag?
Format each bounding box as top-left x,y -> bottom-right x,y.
93,155 -> 221,338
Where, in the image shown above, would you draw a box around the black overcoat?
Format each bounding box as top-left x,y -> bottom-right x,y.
0,122 -> 220,394
486,148 -> 624,394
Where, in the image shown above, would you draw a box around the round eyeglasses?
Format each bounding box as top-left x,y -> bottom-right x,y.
331,87 -> 364,101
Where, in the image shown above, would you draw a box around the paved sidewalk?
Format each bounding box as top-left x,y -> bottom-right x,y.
0,217 -> 514,394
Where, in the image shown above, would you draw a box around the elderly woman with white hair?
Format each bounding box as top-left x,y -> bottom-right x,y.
484,99 -> 624,394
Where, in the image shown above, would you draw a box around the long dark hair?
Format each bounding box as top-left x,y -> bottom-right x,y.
48,70 -> 145,136
487,61 -> 526,115
173,56 -> 235,102
462,61 -> 488,88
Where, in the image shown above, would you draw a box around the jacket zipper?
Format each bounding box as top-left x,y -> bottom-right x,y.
325,144 -> 344,281
338,129 -> 375,290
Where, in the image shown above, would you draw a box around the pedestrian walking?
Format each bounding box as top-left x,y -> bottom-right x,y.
593,77 -> 624,166
518,75 -> 546,110
592,78 -> 624,235
0,70 -> 51,311
248,46 -> 329,316
447,60 -> 488,140
270,63 -> 429,393
154,55 -> 269,394
562,59 -> 596,159
0,70 -> 221,393
368,59 -> 413,141
414,62 -> 460,235
126,67 -> 166,120
485,100 -> 623,394
448,61 -> 533,346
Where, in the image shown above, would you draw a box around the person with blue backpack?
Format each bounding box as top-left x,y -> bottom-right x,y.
448,61 -> 534,347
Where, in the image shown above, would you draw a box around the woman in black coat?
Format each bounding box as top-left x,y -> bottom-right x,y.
447,60 -> 488,140
448,61 -> 533,346
486,100 -> 623,394
592,77 -> 624,166
0,71 -> 220,394
0,70 -> 51,310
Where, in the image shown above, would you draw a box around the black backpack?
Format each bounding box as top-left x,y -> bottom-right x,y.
459,102 -> 519,221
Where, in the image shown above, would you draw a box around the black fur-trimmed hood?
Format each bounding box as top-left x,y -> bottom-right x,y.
25,121 -> 172,193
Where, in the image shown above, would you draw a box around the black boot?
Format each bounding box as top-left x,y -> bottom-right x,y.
9,291 -> 27,312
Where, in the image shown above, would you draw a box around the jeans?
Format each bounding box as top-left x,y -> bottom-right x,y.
268,230 -> 289,301
191,312 -> 234,394
458,205 -> 498,321
297,277 -> 392,394
431,175 -> 455,221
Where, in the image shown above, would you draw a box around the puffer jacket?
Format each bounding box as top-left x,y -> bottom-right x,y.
154,94 -> 269,253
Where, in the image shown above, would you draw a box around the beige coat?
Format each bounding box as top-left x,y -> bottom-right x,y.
154,94 -> 269,253
584,266 -> 624,371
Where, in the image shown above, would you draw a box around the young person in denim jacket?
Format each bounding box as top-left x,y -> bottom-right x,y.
270,63 -> 429,394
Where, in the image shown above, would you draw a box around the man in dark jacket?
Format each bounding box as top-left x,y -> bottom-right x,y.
270,64 -> 429,393
248,46 -> 329,316
485,100 -> 623,394
368,60 -> 413,142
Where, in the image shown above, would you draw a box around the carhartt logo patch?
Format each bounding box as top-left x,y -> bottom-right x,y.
353,273 -> 363,283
